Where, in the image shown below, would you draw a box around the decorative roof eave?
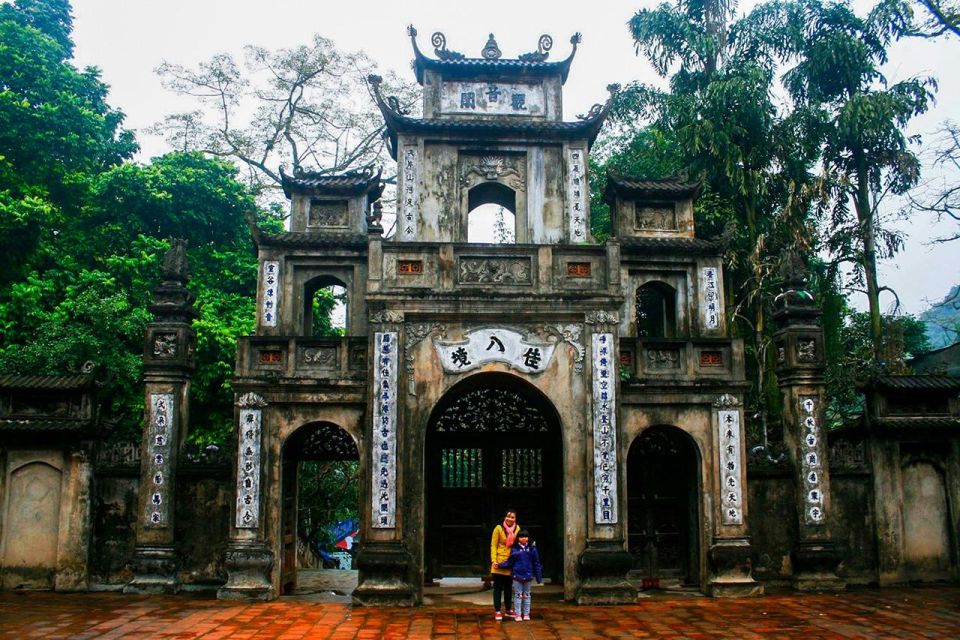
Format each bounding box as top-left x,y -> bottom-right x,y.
873,416 -> 960,429
0,418 -> 96,434
864,374 -> 960,391
0,374 -> 95,391
279,166 -> 384,200
254,231 -> 370,250
408,26 -> 581,85
604,170 -> 704,204
619,236 -> 720,256
368,75 -> 617,159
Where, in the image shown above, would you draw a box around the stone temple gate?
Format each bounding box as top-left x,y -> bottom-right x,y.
209,28 -> 763,604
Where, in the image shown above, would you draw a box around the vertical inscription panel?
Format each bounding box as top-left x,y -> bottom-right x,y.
592,333 -> 618,524
701,267 -> 721,330
400,148 -> 419,241
372,332 -> 398,528
717,408 -> 743,525
235,408 -> 262,528
568,149 -> 587,243
799,396 -> 825,526
145,393 -> 174,528
261,261 -> 280,328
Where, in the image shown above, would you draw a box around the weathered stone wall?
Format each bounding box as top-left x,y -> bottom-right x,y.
747,470 -> 797,587
90,465 -> 232,589
829,472 -> 877,585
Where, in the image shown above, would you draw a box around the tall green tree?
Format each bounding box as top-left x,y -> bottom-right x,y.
759,0 -> 935,362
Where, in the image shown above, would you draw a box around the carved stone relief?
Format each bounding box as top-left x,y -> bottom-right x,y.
458,258 -> 531,285
153,333 -> 178,358
646,349 -> 680,369
404,322 -> 446,395
301,346 -> 337,368
460,155 -> 525,192
547,323 -> 585,373
635,204 -> 677,231
797,339 -> 817,362
308,199 -> 349,227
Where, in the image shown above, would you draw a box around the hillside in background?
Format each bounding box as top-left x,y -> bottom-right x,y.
921,285 -> 960,349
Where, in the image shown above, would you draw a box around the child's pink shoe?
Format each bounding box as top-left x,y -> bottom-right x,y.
523,615 -> 531,621
514,614 -> 522,622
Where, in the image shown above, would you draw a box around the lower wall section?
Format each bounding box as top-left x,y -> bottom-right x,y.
91,467 -> 232,589
747,471 -> 796,586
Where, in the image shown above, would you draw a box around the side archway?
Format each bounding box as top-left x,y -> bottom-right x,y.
279,421 -> 360,595
626,425 -> 701,588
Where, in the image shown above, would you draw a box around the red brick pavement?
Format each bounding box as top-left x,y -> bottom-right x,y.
0,587 -> 958,639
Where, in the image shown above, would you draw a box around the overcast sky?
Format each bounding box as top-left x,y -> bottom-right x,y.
68,0 -> 959,315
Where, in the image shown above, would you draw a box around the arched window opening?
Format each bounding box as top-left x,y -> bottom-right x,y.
304,276 -> 347,337
636,281 -> 677,338
467,183 -> 516,244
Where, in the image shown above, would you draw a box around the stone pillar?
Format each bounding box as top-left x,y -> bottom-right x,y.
706,394 -> 762,597
576,310 -> 637,605
127,239 -> 197,594
354,310 -> 417,606
772,266 -> 845,592
218,392 -> 274,600
55,448 -> 93,591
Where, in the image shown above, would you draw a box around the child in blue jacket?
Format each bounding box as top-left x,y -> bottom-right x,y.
496,529 -> 542,621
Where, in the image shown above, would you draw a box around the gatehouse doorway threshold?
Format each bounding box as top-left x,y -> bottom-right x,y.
281,569 -> 357,603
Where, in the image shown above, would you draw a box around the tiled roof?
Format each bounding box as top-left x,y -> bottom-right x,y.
875,375 -> 960,390
605,171 -> 702,201
0,418 -> 93,432
368,74 -> 616,159
0,374 -> 94,391
280,167 -> 383,199
255,232 -> 369,250
409,28 -> 580,85
619,236 -> 719,255
874,416 -> 960,429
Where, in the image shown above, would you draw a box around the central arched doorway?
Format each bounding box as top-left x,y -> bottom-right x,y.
626,425 -> 700,588
280,422 -> 360,595
425,373 -> 562,581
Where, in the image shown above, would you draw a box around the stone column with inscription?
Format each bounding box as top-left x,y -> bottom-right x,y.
218,392 -> 274,600
707,394 -> 763,597
576,310 -> 637,605
772,263 -> 845,592
354,309 -> 417,606
126,239 -> 197,594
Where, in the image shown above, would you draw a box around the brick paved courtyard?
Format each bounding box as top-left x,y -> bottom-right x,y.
0,587 -> 958,639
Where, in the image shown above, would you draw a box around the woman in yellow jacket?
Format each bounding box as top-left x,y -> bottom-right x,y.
490,510 -> 519,621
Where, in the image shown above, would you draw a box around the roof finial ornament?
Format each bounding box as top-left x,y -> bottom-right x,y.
481,33 -> 502,60
431,31 -> 465,61
518,34 -> 553,62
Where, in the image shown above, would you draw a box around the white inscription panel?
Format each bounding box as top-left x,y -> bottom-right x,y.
235,408 -> 262,528
146,393 -> 174,528
435,327 -> 556,375
261,261 -> 280,327
372,332 -> 398,528
800,396 -> 825,526
592,333 -> 618,524
568,149 -> 587,243
441,81 -> 545,116
718,408 -> 744,525
702,267 -> 721,330
400,148 -> 419,241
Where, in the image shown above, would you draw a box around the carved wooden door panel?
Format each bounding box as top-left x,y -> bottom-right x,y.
280,459 -> 298,595
626,427 -> 699,587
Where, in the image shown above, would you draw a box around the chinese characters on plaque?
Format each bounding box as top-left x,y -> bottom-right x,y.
592,333 -> 618,524
799,396 -> 826,525
235,407 -> 262,528
568,149 -> 587,243
401,148 -> 419,241
434,327 -> 556,375
372,332 -> 398,528
441,81 -> 544,116
145,393 -> 174,528
717,408 -> 744,525
261,261 -> 280,328
702,267 -> 721,330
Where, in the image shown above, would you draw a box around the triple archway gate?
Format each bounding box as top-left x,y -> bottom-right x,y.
274,381 -> 703,596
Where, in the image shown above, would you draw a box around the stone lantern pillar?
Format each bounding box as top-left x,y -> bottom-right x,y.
772,258 -> 845,591
126,239 -> 197,594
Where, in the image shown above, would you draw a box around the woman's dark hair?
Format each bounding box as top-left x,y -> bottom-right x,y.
503,509 -> 517,519
517,529 -> 530,538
